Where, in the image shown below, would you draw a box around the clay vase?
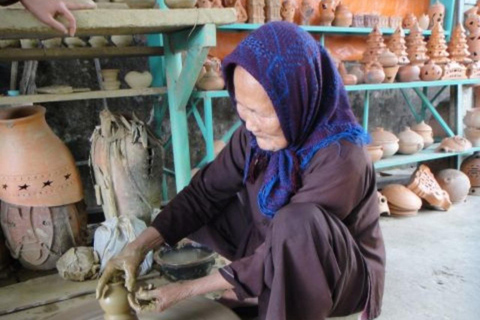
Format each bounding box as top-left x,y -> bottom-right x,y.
318,0 -> 336,26
411,120 -> 434,148
418,14 -> 430,30
370,127 -> 399,158
398,65 -> 421,82
463,108 -> 480,128
461,152 -> 480,196
402,13 -> 417,30
435,169 -> 471,203
420,60 -> 443,81
196,62 -> 225,91
407,164 -> 452,211
428,0 -> 445,29
436,136 -> 472,152
280,0 -> 296,23
364,62 -> 386,84
333,2 -> 352,27
465,127 -> 480,147
397,127 -> 424,154
366,145 -> 383,163
98,282 -> 136,320
381,184 -> 422,216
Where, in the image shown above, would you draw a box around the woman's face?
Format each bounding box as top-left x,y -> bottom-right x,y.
234,66 -> 288,151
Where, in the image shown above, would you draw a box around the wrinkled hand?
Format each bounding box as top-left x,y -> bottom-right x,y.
20,0 -> 96,36
96,244 -> 146,299
128,283 -> 192,313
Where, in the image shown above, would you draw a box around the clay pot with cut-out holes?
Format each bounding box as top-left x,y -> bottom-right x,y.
461,152 -> 480,195
318,0 -> 336,26
435,169 -> 471,203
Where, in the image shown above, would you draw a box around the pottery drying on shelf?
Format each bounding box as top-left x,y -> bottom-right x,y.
465,12 -> 480,34
280,0 -> 296,23
402,13 -> 417,30
364,14 -> 379,28
370,127 -> 399,158
436,136 -> 472,152
441,61 -> 467,80
398,65 -> 421,82
111,35 -> 133,47
448,23 -> 472,65
64,37 -> 86,48
98,281 -> 136,320
349,64 -> 365,84
338,62 -> 357,85
333,2 -> 352,27
0,39 -> 20,49
418,14 -> 430,30
56,246 -> 100,281
388,27 -> 410,66
397,127 -> 424,154
463,108 -> 480,128
352,14 -> 365,27
299,0 -> 314,25
364,62 -> 386,84
411,120 -> 434,148
124,71 -> 153,89
265,0 -> 282,22
234,0 -> 248,22
379,49 -> 398,67
428,0 -> 445,29
36,85 -> 74,94
420,60 -> 443,81
389,16 -> 403,29
465,127 -> 480,147
165,0 -> 197,8
196,58 -> 225,91
88,36 -> 109,48
435,169 -> 471,203
366,145 -> 383,163
42,38 -> 63,49
407,164 -> 452,211
318,0 -> 336,26
381,184 -> 422,216
378,15 -> 389,28
249,0 -> 265,23
461,152 -> 480,196
20,39 -> 39,49
377,191 -> 390,215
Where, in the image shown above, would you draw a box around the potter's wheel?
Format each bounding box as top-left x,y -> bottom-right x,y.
44,296 -> 241,320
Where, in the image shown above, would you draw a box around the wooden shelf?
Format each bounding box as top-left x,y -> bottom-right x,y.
0,87 -> 166,105
374,144 -> 480,170
0,46 -> 164,62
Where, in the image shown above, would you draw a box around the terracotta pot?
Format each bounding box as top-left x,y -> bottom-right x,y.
379,49 -> 398,68
402,13 -> 417,30
383,65 -> 400,83
370,127 -> 399,158
420,60 -> 443,81
377,191 -> 390,215
318,0 -> 336,26
364,14 -> 379,28
349,64 -> 365,84
428,0 -> 445,29
463,108 -> 480,128
436,169 -> 471,203
196,63 -> 225,91
461,152 -> 480,195
88,36 -> 109,48
389,16 -> 403,29
0,106 -> 83,207
366,145 -> 383,163
98,282 -> 136,320
398,127 -> 424,154
352,14 -> 365,27
465,127 -> 480,147
364,62 -> 386,84
338,62 -> 357,85
408,164 -> 452,211
333,2 -> 352,27
0,200 -> 87,270
465,13 -> 480,34
411,121 -> 434,148
381,184 -> 422,216
398,65 -> 421,82
436,136 -> 472,152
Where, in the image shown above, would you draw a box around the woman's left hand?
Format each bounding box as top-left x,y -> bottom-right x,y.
128,283 -> 192,313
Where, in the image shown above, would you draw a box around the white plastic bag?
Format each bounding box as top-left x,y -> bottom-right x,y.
94,216 -> 153,276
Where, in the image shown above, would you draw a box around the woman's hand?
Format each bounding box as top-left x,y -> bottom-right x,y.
20,0 -> 96,36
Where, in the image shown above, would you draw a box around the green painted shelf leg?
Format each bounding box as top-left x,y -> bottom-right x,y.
431,86 -> 447,105
362,91 -> 369,130
421,87 -> 428,120
204,96 -> 215,162
413,87 -> 455,137
400,89 -> 422,123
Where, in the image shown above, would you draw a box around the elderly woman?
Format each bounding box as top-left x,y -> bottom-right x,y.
97,22 -> 385,320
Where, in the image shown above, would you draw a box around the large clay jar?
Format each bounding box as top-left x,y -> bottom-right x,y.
318,0 -> 336,26
381,184 -> 422,216
398,65 -> 421,82
98,282 -> 136,320
333,2 -> 352,27
428,0 -> 445,29
364,62 -> 386,84
90,109 -> 163,225
420,60 -> 443,81
463,108 -> 480,128
461,152 -> 480,196
366,145 -> 383,163
411,120 -> 434,148
435,169 -> 471,203
0,106 -> 86,270
398,127 -> 424,154
370,127 -> 399,158
465,127 -> 480,147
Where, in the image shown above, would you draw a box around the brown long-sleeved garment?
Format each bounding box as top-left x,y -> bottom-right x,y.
0,0 -> 19,6
153,126 -> 385,320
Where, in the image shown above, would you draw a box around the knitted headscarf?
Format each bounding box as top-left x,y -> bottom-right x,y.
222,22 -> 369,218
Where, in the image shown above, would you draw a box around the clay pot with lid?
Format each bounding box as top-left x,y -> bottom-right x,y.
398,127 -> 424,154
98,282 -> 136,320
318,0 -> 336,26
381,184 -> 422,216
398,65 -> 421,82
463,108 -> 480,128
379,49 -> 398,67
365,62 -> 386,84
435,169 -> 471,203
370,127 -> 399,158
411,121 -> 434,148
420,60 -> 443,81
428,0 -> 445,29
333,2 -> 352,27
465,127 -> 480,147
461,152 -> 480,195
366,145 -> 383,163
436,136 -> 472,152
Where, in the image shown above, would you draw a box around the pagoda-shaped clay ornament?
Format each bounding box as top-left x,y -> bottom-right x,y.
265,0 -> 282,22
248,0 -> 265,23
428,0 -> 445,29
388,26 -> 410,65
280,0 -> 296,23
300,0 -> 314,25
361,25 -> 386,64
402,13 -> 417,30
448,23 -> 473,65
234,0 -> 248,22
464,12 -> 480,34
427,21 -> 450,65
406,22 -> 429,66
318,0 -> 336,26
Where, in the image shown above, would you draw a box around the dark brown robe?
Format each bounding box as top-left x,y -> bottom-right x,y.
153,126 -> 385,320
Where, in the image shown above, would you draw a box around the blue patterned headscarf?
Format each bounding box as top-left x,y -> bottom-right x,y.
222,22 -> 369,219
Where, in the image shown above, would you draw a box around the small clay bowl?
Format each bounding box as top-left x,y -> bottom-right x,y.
154,243 -> 215,281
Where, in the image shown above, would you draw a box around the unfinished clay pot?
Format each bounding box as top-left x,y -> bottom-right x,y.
377,191 -> 390,215
364,62 -> 386,84
111,35 -> 133,47
398,127 -> 424,154
436,169 -> 471,203
370,127 -> 399,158
411,120 -> 434,148
381,184 -> 422,216
418,14 -> 430,30
461,152 -> 480,195
56,246 -> 100,281
20,39 -> 39,49
318,0 -> 336,26
407,164 -> 452,211
428,0 -> 445,29
420,60 -> 443,81
89,36 -> 109,48
98,282 -> 136,320
101,69 -> 120,82
64,37 -> 86,48
124,71 -> 153,89
42,38 -> 63,48
333,2 -> 352,27
398,65 -> 421,82
402,13 -> 417,30
366,145 -> 383,163
465,127 -> 480,147
463,108 -> 480,128
436,136 -> 472,152
0,39 -> 20,49
0,201 -> 87,270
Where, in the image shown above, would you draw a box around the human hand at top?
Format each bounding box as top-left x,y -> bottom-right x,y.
20,0 -> 96,36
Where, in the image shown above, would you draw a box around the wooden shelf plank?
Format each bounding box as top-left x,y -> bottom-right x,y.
0,8 -> 237,38
0,46 -> 164,62
375,144 -> 480,169
0,87 -> 166,105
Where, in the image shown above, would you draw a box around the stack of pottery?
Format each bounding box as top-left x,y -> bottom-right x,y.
379,49 -> 399,83
418,14 -> 430,30
436,136 -> 472,152
400,22 -> 428,82
397,127 -> 424,154
361,25 -> 386,64
461,152 -> 480,195
402,13 -> 417,30
463,108 -> 480,146
435,169 -> 471,203
428,0 -> 445,29
366,145 -> 383,163
333,2 -> 353,27
388,27 -> 410,67
411,120 -> 434,148
381,184 -> 422,216
318,0 -> 337,26
338,62 -> 357,85
370,127 -> 399,158
407,164 -> 452,211
101,69 -> 121,91
448,24 -> 472,65
196,58 -> 225,91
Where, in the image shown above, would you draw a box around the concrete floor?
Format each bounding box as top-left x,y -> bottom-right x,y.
334,195 -> 480,320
